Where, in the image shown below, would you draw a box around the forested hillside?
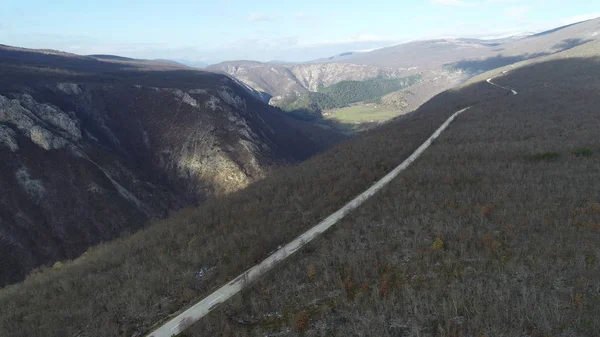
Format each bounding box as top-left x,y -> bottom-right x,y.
0,45 -> 343,287
0,65 -> 504,337
278,75 -> 421,118
187,56 -> 600,336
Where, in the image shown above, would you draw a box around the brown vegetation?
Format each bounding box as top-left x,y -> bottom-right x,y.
0,60 -> 503,337
0,45 -> 344,286
185,57 -> 600,336
2,56 -> 599,337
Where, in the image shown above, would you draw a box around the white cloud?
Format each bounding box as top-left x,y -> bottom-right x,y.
247,13 -> 280,22
430,0 -> 476,7
559,13 -> 600,26
292,12 -> 305,19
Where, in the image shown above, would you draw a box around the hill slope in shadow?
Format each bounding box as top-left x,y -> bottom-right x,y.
0,45 -> 344,286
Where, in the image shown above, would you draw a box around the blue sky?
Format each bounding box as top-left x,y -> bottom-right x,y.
0,0 -> 599,64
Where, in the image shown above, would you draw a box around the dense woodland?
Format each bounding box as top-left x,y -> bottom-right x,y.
278,75 -> 421,119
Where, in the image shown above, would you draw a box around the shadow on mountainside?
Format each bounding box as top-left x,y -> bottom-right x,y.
552,37 -> 594,51
447,53 -> 549,75
448,38 -> 593,75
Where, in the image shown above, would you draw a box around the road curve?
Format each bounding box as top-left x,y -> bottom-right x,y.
147,76 -> 518,337
487,77 -> 518,95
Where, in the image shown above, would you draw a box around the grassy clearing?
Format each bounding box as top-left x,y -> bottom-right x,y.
323,104 -> 401,124
277,75 -> 421,118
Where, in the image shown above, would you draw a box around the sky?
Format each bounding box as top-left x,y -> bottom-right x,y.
0,0 -> 599,65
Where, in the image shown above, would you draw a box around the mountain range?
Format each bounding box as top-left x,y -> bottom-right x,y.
0,16 -> 600,337
208,18 -> 600,119
0,45 -> 343,285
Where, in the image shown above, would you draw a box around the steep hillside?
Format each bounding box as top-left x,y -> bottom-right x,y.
207,61 -> 453,105
2,50 -> 597,337
187,55 -> 600,336
0,45 -> 342,286
208,61 -> 465,122
0,61 -> 510,336
2,23 -> 599,337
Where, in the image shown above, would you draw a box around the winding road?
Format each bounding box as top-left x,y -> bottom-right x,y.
147,76 -> 517,337
487,77 -> 518,95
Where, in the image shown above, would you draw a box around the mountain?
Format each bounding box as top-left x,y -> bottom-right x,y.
3,37 -> 600,336
0,45 -> 343,286
340,18 -> 600,71
207,61 -> 465,117
189,43 -> 600,336
207,18 -> 600,124
307,51 -> 368,63
87,54 -> 192,69
168,59 -> 210,68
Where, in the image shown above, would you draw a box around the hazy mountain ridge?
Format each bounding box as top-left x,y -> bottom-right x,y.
340,18 -> 600,69
207,61 -> 442,106
208,18 -> 600,122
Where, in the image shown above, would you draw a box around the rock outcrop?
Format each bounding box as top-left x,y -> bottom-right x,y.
207,61 -> 466,110
0,45 -> 343,286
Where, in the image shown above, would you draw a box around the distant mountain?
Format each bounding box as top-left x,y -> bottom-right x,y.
169,59 -> 210,68
89,55 -> 209,69
206,61 -> 465,119
86,54 -> 191,69
207,18 -> 600,122
0,44 -> 343,286
207,60 -> 427,103
340,18 -> 600,70
88,54 -> 135,61
306,51 -> 367,64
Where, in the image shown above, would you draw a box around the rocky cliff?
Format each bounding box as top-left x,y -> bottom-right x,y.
0,46 -> 342,286
207,61 -> 429,106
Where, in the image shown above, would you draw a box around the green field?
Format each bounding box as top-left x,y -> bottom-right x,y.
323,104 -> 401,123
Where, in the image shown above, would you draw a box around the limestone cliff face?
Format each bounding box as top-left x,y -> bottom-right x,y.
207,61 -> 466,109
290,63 -> 411,92
0,46 -> 341,286
209,62 -> 422,106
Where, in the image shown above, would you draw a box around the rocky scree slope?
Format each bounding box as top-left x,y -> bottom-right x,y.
0,45 -> 339,286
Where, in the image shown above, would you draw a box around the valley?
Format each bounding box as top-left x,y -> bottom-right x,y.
323,105 -> 398,124
186,44 -> 600,337
0,45 -> 345,286
207,18 -> 600,132
0,8 -> 599,337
